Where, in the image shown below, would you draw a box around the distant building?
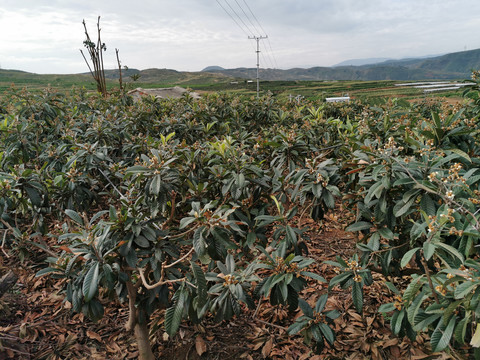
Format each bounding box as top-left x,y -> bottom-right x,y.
325,96 -> 350,103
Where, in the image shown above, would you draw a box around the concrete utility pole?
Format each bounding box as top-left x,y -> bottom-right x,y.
248,35 -> 267,98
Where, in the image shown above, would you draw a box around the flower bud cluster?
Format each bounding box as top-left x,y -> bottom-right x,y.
273,257 -> 299,275
346,260 -> 363,282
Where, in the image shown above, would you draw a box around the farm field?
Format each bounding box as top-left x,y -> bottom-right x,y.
0,79 -> 479,360
0,68 -> 467,102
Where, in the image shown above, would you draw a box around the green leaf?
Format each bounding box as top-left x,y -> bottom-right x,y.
25,186 -> 42,207
431,315 -> 456,353
65,209 -> 84,225
454,281 -> 477,299
420,194 -> 436,216
414,311 -> 441,332
328,271 -> 353,289
400,247 -> 420,268
300,271 -> 326,283
352,281 -> 363,313
403,275 -> 425,302
126,165 -> 149,174
435,242 -> 464,263
454,312 -> 470,344
319,323 -> 335,345
36,267 -> 61,277
407,290 -> 428,325
149,175 -> 162,195
165,287 -> 187,336
133,235 -> 149,248
377,227 -> 394,240
315,294 -> 328,313
393,197 -> 415,217
346,221 -> 372,232
179,216 -> 196,229
378,303 -> 396,313
423,242 -> 436,261
191,261 -> 207,307
298,298 -> 313,318
288,319 -> 309,335
391,309 -> 405,335
446,148 -> 471,163
285,225 -> 297,245
82,262 -> 100,302
193,227 -> 206,256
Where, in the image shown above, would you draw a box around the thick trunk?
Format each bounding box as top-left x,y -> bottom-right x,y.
124,276 -> 154,360
0,271 -> 17,299
134,312 -> 155,360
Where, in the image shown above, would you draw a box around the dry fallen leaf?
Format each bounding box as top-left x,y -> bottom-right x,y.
195,335 -> 207,356
86,330 -> 102,342
262,337 -> 273,358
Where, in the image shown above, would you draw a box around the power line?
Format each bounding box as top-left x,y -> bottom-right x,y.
265,38 -> 279,69
224,0 -> 255,37
242,0 -> 267,36
232,0 -> 275,68
261,41 -> 275,69
241,0 -> 279,69
215,0 -> 250,37
233,0 -> 261,36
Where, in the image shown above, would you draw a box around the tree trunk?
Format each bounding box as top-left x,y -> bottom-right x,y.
124,276 -> 155,360
0,271 -> 17,299
134,315 -> 155,360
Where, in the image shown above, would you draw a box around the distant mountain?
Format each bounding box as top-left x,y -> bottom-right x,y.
202,66 -> 225,72
204,48 -> 480,81
333,58 -> 391,67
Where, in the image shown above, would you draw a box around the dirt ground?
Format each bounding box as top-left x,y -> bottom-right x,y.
0,205 -> 454,360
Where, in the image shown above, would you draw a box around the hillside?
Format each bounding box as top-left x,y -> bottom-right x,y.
204,48 -> 480,81
0,67 -> 233,92
1,48 -> 479,89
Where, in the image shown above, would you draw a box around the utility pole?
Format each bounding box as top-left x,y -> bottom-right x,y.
248,35 -> 267,98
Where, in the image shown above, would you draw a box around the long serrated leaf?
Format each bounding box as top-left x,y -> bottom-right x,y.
400,247 -> 420,268
431,315 -> 456,352
193,227 -> 206,256
315,294 -> 328,313
287,319 -> 309,335
391,309 -> 405,335
407,290 -> 428,325
352,281 -> 363,313
435,242 -> 464,263
446,148 -> 471,163
403,275 -> 425,302
394,197 -> 415,217
423,242 -> 436,261
454,312 -> 470,344
82,262 -> 99,302
191,261 -> 207,307
346,221 -> 372,232
298,298 -> 313,318
454,281 -> 477,299
165,287 -> 187,336
65,209 -> 84,225
300,271 -> 326,283
319,323 -> 335,345
414,311 -> 441,332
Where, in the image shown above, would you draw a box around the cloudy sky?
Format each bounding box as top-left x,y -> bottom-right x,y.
1,0 -> 480,74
